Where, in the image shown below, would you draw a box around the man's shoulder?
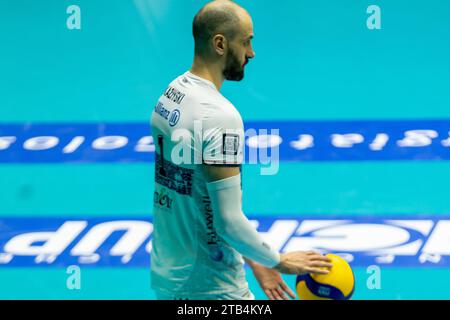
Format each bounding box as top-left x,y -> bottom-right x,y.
182,86 -> 240,121
186,84 -> 230,108
202,102 -> 243,131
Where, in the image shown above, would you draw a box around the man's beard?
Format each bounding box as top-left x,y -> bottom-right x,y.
223,49 -> 247,81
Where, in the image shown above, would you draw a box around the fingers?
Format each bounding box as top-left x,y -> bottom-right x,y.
285,251 -> 335,275
305,267 -> 330,275
304,250 -> 331,257
272,289 -> 285,300
264,289 -> 275,300
275,287 -> 289,300
309,254 -> 332,262
303,251 -> 333,264
309,261 -> 333,269
280,282 -> 296,299
265,286 -> 292,300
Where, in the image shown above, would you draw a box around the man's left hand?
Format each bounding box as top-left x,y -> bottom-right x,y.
251,263 -> 297,300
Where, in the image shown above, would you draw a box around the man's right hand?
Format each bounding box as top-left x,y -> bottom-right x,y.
274,251 -> 333,275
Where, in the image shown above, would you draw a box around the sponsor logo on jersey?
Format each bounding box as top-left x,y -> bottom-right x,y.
202,196 -> 223,261
168,109 -> 181,127
154,102 -> 181,127
155,153 -> 193,196
153,188 -> 174,210
154,102 -> 171,120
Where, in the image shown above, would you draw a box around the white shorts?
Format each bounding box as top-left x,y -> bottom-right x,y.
155,288 -> 255,300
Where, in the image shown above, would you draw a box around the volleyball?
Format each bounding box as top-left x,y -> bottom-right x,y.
296,254 -> 355,300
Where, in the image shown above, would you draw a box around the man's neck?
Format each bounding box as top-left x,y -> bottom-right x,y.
190,58 -> 224,91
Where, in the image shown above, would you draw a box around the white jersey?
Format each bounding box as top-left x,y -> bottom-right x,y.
150,71 -> 248,296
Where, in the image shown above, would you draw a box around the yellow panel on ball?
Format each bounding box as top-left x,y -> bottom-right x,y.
296,254 -> 355,300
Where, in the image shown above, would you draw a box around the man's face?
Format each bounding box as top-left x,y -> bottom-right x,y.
223,15 -> 255,81
223,46 -> 247,81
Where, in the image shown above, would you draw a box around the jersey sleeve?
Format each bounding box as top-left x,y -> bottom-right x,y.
202,107 -> 245,166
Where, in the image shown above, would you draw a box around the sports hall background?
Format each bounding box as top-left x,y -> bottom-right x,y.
1,0 -> 450,299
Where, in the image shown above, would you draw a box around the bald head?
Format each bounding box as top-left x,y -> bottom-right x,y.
193,0 -> 249,58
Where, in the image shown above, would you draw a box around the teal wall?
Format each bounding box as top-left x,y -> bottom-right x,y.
1,0 -> 450,299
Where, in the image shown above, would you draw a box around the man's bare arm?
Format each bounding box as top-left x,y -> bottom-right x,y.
202,164 -> 240,182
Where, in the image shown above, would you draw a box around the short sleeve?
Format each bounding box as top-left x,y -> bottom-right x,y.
202,110 -> 244,165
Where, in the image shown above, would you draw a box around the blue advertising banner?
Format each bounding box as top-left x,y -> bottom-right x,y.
1,216 -> 449,267
1,120 -> 450,163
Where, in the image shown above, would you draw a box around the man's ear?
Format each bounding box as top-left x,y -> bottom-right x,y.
212,34 -> 227,56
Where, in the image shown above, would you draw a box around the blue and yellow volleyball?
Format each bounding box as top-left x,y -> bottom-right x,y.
296,254 -> 355,300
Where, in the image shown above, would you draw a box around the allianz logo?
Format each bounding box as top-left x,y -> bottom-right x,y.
0,219 -> 449,265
